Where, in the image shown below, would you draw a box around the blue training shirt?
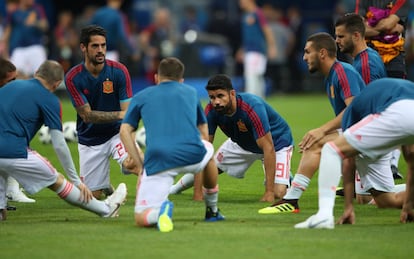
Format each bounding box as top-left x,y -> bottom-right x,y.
123,81 -> 207,175
353,47 -> 387,84
205,93 -> 293,154
90,6 -> 133,53
6,4 -> 47,52
342,78 -> 414,129
65,60 -> 133,146
241,8 -> 268,54
0,79 -> 62,158
325,61 -> 366,116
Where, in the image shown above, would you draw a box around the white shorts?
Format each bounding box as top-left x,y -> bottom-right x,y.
215,138 -> 292,186
344,100 -> 414,160
244,51 -> 267,97
0,149 -> 58,195
354,152 -> 394,194
78,133 -> 128,191
135,140 -> 214,213
11,45 -> 47,76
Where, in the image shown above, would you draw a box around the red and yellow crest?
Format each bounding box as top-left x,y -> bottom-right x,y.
237,119 -> 248,132
102,79 -> 113,94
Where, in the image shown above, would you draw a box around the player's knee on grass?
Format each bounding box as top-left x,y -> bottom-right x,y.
371,189 -> 402,209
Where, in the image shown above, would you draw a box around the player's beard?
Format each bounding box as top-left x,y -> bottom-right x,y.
86,51 -> 105,65
308,59 -> 320,74
93,54 -> 106,65
214,98 -> 233,116
339,41 -> 354,56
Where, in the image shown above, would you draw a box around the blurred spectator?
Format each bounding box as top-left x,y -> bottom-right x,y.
74,5 -> 98,34
1,0 -> 48,78
262,4 -> 294,93
356,0 -> 409,79
129,0 -> 156,32
206,5 -> 241,71
90,0 -> 139,63
179,5 -> 206,34
140,7 -> 177,83
286,5 -> 306,92
0,0 -> 19,56
51,10 -> 80,72
237,0 -> 277,99
406,7 -> 414,81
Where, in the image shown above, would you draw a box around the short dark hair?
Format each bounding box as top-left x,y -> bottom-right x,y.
0,58 -> 16,80
80,25 -> 106,46
157,57 -> 185,80
335,13 -> 366,37
307,32 -> 337,58
205,74 -> 233,91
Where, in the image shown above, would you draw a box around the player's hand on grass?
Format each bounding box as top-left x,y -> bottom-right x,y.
260,191 -> 275,202
298,128 -> 324,151
337,207 -> 355,225
77,183 -> 93,203
400,203 -> 414,223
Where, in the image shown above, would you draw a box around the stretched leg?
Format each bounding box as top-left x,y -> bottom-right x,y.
259,132 -> 338,214
287,132 -> 338,200
202,155 -> 224,222
49,174 -> 126,217
6,176 -> 35,203
295,136 -> 359,229
169,173 -> 195,195
371,189 -> 405,208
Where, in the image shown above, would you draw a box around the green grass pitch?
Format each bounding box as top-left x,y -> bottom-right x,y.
1,92 -> 411,258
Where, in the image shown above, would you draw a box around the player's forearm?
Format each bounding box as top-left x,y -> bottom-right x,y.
263,152 -> 276,192
320,116 -> 341,135
82,110 -> 124,124
120,124 -> 143,168
198,123 -> 209,141
50,129 -> 81,186
342,157 -> 356,209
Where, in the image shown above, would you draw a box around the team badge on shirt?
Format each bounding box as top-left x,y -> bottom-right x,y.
103,79 -> 114,94
237,119 -> 248,132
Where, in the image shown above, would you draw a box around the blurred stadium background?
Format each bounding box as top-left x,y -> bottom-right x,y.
1,0 -> 413,97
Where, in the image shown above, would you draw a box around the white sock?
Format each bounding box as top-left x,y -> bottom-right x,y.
393,183 -> 406,193
142,208 -> 160,226
56,179 -> 109,216
169,173 -> 195,194
391,149 -> 401,167
6,176 -> 19,193
283,174 -> 310,200
204,185 -> 219,212
316,143 -> 343,218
